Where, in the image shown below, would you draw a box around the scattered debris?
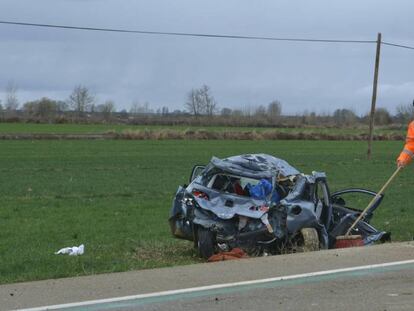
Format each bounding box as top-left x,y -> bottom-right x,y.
55,244 -> 85,256
208,248 -> 248,262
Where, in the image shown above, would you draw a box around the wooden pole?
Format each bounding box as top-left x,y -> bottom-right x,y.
367,33 -> 382,160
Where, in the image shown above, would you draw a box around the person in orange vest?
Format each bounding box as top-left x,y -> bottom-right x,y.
397,117 -> 414,168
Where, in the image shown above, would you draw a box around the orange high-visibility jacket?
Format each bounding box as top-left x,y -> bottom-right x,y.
398,121 -> 414,165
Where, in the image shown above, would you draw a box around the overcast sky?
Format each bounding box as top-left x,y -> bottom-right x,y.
1,0 -> 414,115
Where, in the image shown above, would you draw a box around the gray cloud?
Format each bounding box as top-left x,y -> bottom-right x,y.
0,0 -> 413,114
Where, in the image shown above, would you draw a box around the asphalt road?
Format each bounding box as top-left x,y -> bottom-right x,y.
128,268 -> 414,311
1,242 -> 413,311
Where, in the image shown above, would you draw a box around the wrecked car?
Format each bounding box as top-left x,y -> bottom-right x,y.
169,154 -> 389,259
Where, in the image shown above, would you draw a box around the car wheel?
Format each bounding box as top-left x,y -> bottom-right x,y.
291,227 -> 320,253
197,227 -> 215,259
300,228 -> 320,252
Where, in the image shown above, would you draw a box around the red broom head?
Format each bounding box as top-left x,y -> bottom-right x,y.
335,235 -> 364,249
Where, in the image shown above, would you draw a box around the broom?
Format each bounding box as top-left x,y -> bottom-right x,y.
335,166 -> 402,248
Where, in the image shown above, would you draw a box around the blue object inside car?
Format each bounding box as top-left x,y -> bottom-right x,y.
246,179 -> 277,201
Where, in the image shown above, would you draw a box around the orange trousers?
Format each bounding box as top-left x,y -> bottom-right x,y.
397,121 -> 414,166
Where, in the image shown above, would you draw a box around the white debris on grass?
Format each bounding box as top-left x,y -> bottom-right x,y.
55,244 -> 85,256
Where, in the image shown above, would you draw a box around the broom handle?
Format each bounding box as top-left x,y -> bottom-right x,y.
345,166 -> 402,236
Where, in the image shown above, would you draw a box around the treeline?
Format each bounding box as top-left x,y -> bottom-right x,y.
1,104 -> 412,129
1,83 -> 413,127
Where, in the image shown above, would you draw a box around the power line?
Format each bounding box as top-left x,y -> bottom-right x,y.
382,41 -> 414,51
0,20 -> 376,44
2,20 -> 414,51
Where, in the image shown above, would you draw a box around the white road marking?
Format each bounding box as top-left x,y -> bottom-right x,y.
14,259 -> 414,311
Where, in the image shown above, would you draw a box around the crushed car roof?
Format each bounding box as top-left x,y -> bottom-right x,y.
209,154 -> 300,179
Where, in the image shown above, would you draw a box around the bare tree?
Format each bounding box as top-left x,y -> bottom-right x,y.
396,103 -> 414,124
374,107 -> 391,125
68,85 -> 94,117
231,109 -> 243,117
185,89 -> 202,117
333,108 -> 358,125
56,101 -> 69,113
96,100 -> 115,120
254,105 -> 266,117
130,101 -> 152,115
89,103 -> 96,114
129,101 -> 140,116
185,85 -> 217,116
267,100 -> 282,118
161,106 -> 169,116
200,85 -> 217,116
242,104 -> 254,117
221,107 -> 232,116
5,81 -> 19,112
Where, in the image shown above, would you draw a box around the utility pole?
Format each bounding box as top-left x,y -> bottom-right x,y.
367,33 -> 382,160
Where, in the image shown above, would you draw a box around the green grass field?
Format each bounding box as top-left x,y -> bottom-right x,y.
0,139 -> 413,284
0,122 -> 403,135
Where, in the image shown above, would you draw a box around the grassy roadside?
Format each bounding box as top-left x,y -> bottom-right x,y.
0,140 -> 413,284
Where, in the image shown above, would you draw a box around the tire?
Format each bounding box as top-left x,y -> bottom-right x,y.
299,228 -> 320,252
197,227 -> 215,259
290,227 -> 320,253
